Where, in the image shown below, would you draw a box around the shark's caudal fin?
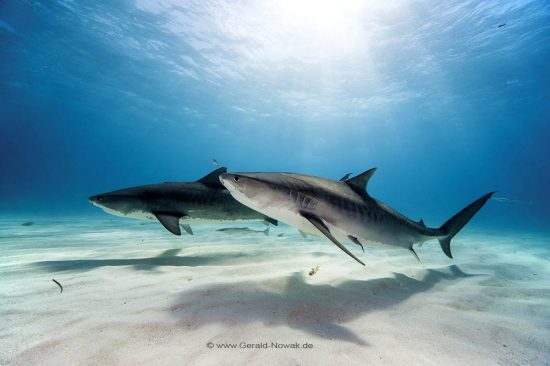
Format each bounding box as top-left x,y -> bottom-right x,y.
438,192 -> 495,258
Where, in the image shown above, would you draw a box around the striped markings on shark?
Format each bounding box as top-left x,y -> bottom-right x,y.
219,168 -> 494,266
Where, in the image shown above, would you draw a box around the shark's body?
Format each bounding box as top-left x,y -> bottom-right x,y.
89,167 -> 276,236
219,169 -> 493,265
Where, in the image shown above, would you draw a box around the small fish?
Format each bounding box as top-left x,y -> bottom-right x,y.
497,23 -> 506,28
21,221 -> 34,226
309,266 -> 320,276
52,279 -> 63,293
212,159 -> 220,166
216,227 -> 270,236
491,196 -> 532,205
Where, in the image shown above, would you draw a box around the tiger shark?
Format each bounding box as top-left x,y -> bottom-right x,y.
89,167 -> 277,236
219,169 -> 493,265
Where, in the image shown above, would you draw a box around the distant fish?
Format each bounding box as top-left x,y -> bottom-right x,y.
216,227 -> 270,236
491,196 -> 533,205
212,159 -> 220,166
497,23 -> 506,28
21,221 -> 34,226
52,279 -> 63,293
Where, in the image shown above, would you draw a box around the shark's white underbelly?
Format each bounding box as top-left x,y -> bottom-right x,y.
99,207 -> 261,225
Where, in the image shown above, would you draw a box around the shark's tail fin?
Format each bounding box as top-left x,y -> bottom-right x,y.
438,192 -> 495,258
263,227 -> 270,236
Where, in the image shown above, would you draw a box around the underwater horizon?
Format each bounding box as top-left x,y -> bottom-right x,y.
1,0 -> 549,231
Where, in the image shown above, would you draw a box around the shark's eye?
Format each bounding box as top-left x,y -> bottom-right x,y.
233,176 -> 239,182
98,196 -> 103,201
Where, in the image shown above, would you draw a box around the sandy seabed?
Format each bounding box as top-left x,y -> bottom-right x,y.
1,217 -> 549,365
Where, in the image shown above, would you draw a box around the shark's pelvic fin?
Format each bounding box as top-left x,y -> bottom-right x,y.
300,211 -> 365,266
198,167 -> 227,187
298,229 -> 308,238
344,168 -> 377,197
348,235 -> 365,253
264,216 -> 278,226
180,223 -> 193,235
409,247 -> 420,262
154,212 -> 183,235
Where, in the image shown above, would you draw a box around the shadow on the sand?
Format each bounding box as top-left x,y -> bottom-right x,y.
169,265 -> 478,346
32,249 -> 261,272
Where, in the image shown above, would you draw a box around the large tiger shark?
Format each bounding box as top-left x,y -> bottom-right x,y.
219,169 -> 493,265
89,167 -> 277,236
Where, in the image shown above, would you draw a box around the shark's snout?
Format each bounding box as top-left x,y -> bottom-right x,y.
219,173 -> 233,188
88,194 -> 104,206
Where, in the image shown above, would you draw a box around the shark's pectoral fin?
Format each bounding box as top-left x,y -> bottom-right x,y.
300,211 -> 365,266
153,212 -> 182,236
348,235 -> 365,253
409,247 -> 420,262
180,223 -> 193,235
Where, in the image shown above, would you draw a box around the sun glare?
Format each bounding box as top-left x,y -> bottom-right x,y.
273,0 -> 364,55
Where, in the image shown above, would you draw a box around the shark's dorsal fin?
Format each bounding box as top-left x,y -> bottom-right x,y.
344,168 -> 377,197
154,212 -> 182,235
198,167 -> 227,187
418,218 -> 425,226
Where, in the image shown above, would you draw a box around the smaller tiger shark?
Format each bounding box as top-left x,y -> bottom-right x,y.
219,169 -> 493,265
89,167 -> 277,236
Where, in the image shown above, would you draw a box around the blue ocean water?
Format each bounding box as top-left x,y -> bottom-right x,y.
0,0 -> 549,231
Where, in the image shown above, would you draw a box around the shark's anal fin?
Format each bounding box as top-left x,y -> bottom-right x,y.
348,235 -> 365,253
180,223 -> 193,235
153,212 -> 182,236
300,211 -> 365,266
409,247 -> 420,262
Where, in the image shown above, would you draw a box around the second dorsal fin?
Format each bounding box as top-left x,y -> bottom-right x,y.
344,168 -> 377,196
198,167 -> 227,187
